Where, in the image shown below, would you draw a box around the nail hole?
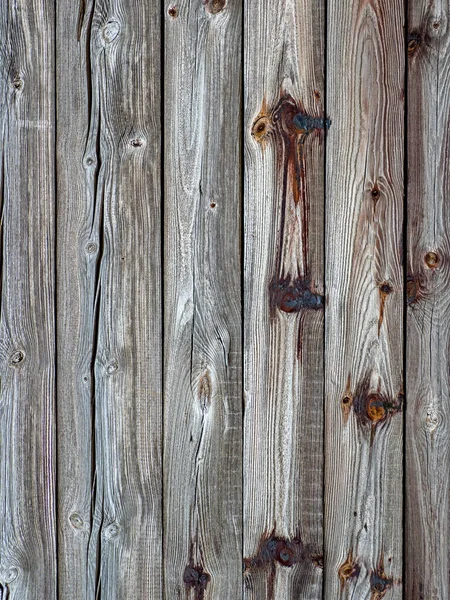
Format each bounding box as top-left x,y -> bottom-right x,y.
85,157 -> 94,166
380,282 -> 392,294
371,187 -> 380,200
168,5 -> 178,17
210,202 -> 216,208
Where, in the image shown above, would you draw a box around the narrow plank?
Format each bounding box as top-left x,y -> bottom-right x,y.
163,0 -> 242,598
324,1 -> 404,597
406,2 -> 450,597
56,0 -> 162,597
0,0 -> 56,597
243,1 -> 325,598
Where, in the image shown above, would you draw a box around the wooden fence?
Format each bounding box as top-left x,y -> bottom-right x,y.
0,0 -> 448,598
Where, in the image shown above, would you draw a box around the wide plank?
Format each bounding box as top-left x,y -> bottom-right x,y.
0,0 -> 56,597
244,1 -> 325,598
56,0 -> 162,597
324,0 -> 404,597
163,0 -> 242,598
406,2 -> 450,597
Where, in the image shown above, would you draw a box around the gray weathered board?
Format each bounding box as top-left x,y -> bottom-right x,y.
0,0 -> 448,599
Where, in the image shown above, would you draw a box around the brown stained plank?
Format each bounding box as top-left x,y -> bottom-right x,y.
244,2 -> 325,599
0,0 -> 57,598
164,1 -> 242,599
56,0 -> 162,597
325,1 -> 404,598
406,2 -> 450,597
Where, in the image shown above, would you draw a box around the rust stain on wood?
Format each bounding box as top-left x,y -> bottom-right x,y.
338,549 -> 360,590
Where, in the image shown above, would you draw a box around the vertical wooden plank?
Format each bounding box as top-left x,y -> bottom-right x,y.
325,1 -> 404,598
406,1 -> 450,597
244,1 -> 325,598
56,0 -> 162,597
0,0 -> 56,598
163,0 -> 242,598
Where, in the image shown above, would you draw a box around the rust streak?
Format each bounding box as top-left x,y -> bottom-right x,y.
370,554 -> 394,600
338,549 -> 360,590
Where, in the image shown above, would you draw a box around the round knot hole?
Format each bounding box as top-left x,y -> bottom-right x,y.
425,251 -> 439,268
10,350 -> 24,366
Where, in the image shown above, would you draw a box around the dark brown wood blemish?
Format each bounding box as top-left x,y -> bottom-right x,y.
183,563 -> 210,600
370,554 -> 394,600
269,276 -> 324,314
244,531 -> 305,572
341,374 -> 353,424
353,375 -> 403,441
203,0 -> 226,14
378,281 -> 393,335
408,32 -> 422,55
407,274 -> 424,305
338,549 -> 360,590
425,251 -> 439,268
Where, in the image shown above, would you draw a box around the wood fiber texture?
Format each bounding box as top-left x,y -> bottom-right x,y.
0,0 -> 449,598
244,0 -> 325,599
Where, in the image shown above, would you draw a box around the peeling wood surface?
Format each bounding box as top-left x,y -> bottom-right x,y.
163,1 -> 242,599
244,1 -> 325,598
406,1 -> 450,598
325,1 -> 404,598
2,0 -> 450,598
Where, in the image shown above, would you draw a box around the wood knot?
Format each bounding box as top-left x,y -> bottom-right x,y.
366,394 -> 386,423
338,550 -> 360,590
251,115 -> 272,143
425,251 -> 439,268
102,20 -> 120,44
10,350 -> 24,366
407,33 -> 422,55
371,186 -> 380,201
198,370 -> 212,413
69,513 -> 84,530
203,0 -> 226,14
270,277 -> 324,314
183,564 -> 210,599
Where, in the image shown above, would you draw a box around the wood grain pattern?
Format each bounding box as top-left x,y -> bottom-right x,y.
0,0 -> 56,597
163,1 -> 242,599
324,1 -> 404,598
406,2 -> 450,597
244,1 -> 325,598
56,1 -> 162,597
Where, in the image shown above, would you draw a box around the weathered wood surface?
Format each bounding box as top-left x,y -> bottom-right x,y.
325,1 -> 404,598
56,1 -> 162,598
0,0 -> 57,598
4,0 -> 450,597
244,1 -> 325,598
406,2 -> 450,598
163,0 -> 242,599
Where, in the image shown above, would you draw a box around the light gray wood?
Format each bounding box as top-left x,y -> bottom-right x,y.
56,1 -> 162,598
324,1 -> 404,598
163,0 -> 242,598
0,0 -> 56,598
244,1 -> 325,598
406,2 -> 450,597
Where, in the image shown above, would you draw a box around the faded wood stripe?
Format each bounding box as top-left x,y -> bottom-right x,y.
244,1 -> 325,598
324,1 -> 404,598
406,2 -> 450,597
0,0 -> 57,598
56,1 -> 162,597
163,0 -> 242,598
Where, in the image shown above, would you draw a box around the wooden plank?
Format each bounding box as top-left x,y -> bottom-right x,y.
56,0 -> 162,597
243,1 -> 325,598
0,0 -> 57,598
406,2 -> 450,597
163,0 -> 242,598
324,1 -> 404,598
